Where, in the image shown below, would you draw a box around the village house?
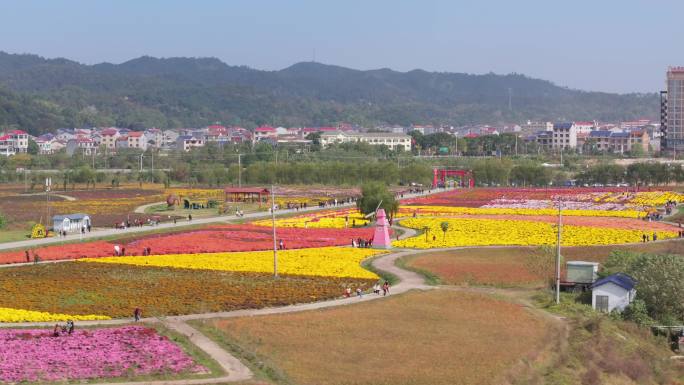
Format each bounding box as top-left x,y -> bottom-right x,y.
591,273 -> 637,313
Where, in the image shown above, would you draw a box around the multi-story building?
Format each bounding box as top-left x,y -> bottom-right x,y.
65,138 -> 97,156
254,126 -> 277,141
320,131 -> 411,151
586,130 -> 650,154
100,128 -> 120,149
176,135 -> 205,152
126,131 -> 147,150
0,130 -> 29,156
144,128 -> 164,148
551,123 -> 577,149
664,67 -> 684,151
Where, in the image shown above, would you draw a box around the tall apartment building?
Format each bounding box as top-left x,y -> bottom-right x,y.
664,67 -> 684,151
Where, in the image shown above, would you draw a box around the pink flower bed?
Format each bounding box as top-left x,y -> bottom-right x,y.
0,326 -> 206,382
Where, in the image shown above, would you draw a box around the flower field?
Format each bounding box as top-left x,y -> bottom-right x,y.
394,217 -> 678,249
252,208 -> 370,228
397,205 -> 645,219
82,247 -> 383,279
0,307 -> 110,323
0,326 -> 205,383
0,225 -> 374,264
0,262 -> 376,319
403,187 -> 684,210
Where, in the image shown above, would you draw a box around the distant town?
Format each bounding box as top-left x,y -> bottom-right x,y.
0,118 -> 662,157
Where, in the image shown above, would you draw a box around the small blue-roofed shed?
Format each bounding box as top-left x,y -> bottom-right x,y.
591,273 -> 637,313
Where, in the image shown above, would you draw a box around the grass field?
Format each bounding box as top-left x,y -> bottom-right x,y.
193,290 -> 557,385
402,239 -> 684,288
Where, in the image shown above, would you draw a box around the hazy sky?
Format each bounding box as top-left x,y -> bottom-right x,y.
1,0 -> 682,93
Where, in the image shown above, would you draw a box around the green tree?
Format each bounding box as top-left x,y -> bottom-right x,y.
27,138 -> 39,155
628,254 -> 684,323
440,221 -> 449,241
356,182 -> 399,220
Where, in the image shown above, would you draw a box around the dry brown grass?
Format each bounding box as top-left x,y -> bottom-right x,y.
202,290 -> 555,385
405,239 -> 684,288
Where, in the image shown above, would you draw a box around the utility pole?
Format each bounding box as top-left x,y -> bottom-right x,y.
555,199 -> 563,304
271,185 -> 278,278
238,153 -> 242,187
139,154 -> 143,172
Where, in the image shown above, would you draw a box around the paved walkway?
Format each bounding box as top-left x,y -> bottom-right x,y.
0,188 -> 447,251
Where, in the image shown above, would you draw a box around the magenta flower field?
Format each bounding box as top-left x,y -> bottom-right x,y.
0,326 -> 206,383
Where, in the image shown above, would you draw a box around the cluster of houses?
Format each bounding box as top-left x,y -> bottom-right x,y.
0,124 -> 415,156
526,120 -> 655,154
0,119 -> 658,157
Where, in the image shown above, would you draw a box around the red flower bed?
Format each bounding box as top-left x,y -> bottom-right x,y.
0,225 -> 375,264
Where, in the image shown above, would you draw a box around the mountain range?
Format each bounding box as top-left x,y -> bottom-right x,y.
0,52 -> 658,136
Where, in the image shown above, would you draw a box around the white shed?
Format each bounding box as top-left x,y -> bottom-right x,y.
52,214 -> 91,233
591,273 -> 637,313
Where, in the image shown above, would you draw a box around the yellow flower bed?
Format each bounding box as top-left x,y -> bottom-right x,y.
0,307 -> 110,323
593,191 -> 684,207
165,188 -> 224,200
253,210 -> 370,228
81,247 -> 383,279
397,205 -> 645,218
394,217 -> 677,249
51,195 -> 164,215
628,191 -> 684,207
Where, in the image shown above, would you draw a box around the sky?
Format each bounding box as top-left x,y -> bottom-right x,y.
1,0 -> 682,94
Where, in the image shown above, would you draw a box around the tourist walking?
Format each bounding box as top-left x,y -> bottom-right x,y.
356,288 -> 363,298
382,281 -> 390,296
653,232 -> 658,241
134,308 -> 142,322
25,250 -> 30,263
373,283 -> 380,295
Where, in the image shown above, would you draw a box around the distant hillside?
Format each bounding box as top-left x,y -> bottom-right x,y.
0,52 -> 658,135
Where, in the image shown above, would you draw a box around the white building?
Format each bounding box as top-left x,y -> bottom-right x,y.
0,130 -> 29,156
177,135 -> 205,152
552,123 -> 578,149
126,131 -> 147,150
591,273 -> 637,313
320,131 -> 411,151
573,121 -> 596,134
52,214 -> 91,233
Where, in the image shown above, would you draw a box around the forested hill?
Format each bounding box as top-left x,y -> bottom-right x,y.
0,52 -> 658,135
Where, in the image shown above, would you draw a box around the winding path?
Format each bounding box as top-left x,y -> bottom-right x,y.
0,188 -> 448,251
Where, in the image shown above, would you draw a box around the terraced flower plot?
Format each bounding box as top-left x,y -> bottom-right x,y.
0,247 -> 380,321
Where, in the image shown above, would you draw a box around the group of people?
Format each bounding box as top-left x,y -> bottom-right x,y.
642,233 -> 659,242
52,320 -> 75,337
352,237 -> 373,248
24,250 -> 40,264
344,281 -> 391,299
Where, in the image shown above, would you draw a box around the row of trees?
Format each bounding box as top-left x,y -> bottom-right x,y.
576,162 -> 684,186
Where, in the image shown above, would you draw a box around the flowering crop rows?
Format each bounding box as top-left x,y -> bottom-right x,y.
394,217 -> 678,249
0,307 -> 109,323
0,326 -> 205,383
252,209 -> 370,228
81,247 -> 383,280
0,262 -> 376,319
0,225 -> 373,264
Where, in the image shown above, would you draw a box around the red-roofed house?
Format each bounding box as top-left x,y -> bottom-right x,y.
254,126 -> 277,141
127,131 -> 147,150
100,128 -> 120,149
0,129 -> 29,156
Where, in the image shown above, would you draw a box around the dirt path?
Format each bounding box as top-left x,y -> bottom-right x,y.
134,201 -> 167,214
19,192 -> 76,201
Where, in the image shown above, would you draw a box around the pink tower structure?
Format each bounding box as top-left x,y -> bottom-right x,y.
372,208 -> 392,249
